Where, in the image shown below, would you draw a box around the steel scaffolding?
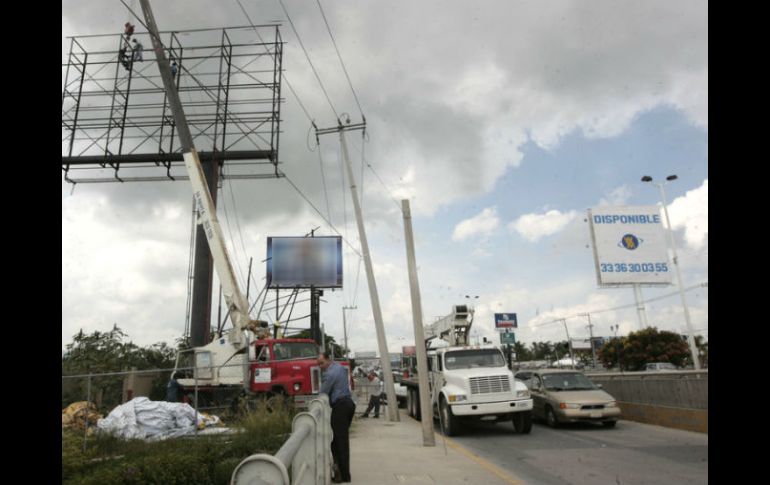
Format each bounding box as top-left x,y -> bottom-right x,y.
62,25 -> 284,183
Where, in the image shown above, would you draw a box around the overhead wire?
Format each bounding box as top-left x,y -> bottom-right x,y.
276,0 -> 339,121
529,281 -> 709,329
234,0 -> 314,124
314,0 -> 365,119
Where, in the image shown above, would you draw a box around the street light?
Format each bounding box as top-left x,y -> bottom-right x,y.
641,174 -> 701,370
342,305 -> 357,359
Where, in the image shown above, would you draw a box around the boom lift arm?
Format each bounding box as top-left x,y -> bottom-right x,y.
424,305 -> 473,347
139,0 -> 263,348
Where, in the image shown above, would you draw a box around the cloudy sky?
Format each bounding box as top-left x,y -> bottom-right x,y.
62,0 -> 708,357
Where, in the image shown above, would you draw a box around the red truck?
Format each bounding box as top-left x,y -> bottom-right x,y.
176,336 -> 350,408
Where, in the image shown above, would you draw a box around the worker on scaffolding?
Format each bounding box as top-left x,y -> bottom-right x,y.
118,45 -> 131,70
124,22 -> 135,40
132,38 -> 144,62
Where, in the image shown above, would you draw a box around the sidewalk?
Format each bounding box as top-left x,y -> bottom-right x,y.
348,408 -> 524,484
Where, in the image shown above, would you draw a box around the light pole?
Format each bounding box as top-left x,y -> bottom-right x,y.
341,305 -> 357,358
641,175 -> 701,369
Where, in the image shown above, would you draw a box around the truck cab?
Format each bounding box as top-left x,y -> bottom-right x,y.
428,344 -> 533,435
250,338 -> 322,397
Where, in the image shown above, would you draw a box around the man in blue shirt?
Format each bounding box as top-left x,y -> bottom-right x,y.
318,351 -> 354,483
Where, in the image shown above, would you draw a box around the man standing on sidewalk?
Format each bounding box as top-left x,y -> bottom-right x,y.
318,351 -> 355,483
361,371 -> 383,418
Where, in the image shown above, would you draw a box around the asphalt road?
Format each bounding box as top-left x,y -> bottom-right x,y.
437,418 -> 708,485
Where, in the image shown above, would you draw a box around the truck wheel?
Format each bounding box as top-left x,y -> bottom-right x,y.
512,411 -> 532,434
440,398 -> 460,436
545,406 -> 559,428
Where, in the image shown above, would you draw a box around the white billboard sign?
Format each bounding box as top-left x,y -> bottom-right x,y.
570,339 -> 592,350
588,205 -> 672,285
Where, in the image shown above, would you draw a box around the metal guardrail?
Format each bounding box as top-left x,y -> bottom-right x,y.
231,395 -> 332,485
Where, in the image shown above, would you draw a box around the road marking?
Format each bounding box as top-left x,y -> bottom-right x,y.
444,436 -> 527,485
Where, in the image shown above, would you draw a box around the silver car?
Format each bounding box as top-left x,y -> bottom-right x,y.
516,369 -> 620,428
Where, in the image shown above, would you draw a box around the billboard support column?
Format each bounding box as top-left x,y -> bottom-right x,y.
633,284 -> 649,330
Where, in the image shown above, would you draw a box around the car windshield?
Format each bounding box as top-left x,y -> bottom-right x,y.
444,349 -> 506,370
541,373 -> 596,391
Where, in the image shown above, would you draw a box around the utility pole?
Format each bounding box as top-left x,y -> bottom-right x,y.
342,305 -> 357,358
580,313 -> 598,369
401,199 -> 435,446
315,121 -> 399,421
561,319 -> 575,369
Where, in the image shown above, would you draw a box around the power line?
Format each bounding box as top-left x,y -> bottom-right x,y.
234,0 -> 314,124
276,0 -> 339,121
279,171 -> 362,259
315,0 -> 365,118
531,281 -> 709,329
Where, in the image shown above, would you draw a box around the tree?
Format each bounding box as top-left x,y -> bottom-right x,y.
513,341 -> 532,362
598,327 -> 690,371
62,325 -> 178,411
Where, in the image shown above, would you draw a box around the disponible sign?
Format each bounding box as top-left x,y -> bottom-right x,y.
588,206 -> 672,285
494,313 -> 517,330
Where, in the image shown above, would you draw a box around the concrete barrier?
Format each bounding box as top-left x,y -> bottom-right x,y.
587,370 -> 707,433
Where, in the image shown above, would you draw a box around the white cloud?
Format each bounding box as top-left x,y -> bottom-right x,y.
666,179 -> 708,250
509,210 -> 579,242
452,207 -> 500,241
598,185 -> 634,206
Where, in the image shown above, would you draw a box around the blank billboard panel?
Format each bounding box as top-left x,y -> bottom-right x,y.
266,236 -> 343,288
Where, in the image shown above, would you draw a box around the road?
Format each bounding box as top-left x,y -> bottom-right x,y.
438,419 -> 708,485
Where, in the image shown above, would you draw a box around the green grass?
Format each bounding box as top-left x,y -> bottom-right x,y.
63,398 -> 295,485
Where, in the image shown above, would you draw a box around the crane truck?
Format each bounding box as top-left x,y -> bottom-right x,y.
138,0 -> 342,408
401,305 -> 533,436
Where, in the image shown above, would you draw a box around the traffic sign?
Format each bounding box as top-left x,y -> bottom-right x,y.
500,332 -> 516,345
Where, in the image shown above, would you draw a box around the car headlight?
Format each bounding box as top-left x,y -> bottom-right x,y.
559,403 -> 580,409
448,394 -> 467,402
606,401 -> 617,407
517,390 -> 530,398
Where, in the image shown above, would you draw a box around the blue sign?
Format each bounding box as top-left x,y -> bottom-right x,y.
494,313 -> 517,329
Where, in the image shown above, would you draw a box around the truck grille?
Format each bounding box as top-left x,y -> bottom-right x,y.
469,375 -> 511,394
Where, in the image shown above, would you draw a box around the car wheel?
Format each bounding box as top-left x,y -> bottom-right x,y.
602,421 -> 617,428
440,397 -> 460,436
545,406 -> 559,428
512,411 -> 532,434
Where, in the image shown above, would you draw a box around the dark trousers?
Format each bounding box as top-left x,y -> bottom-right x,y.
362,394 -> 380,417
331,397 -> 355,481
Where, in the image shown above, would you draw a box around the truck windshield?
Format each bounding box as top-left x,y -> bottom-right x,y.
272,342 -> 318,361
444,349 -> 506,370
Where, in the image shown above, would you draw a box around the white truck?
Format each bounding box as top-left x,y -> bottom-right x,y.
402,305 -> 533,436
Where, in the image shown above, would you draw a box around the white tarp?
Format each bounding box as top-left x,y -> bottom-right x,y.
96,397 -> 220,441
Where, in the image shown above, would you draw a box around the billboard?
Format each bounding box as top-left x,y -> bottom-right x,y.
570,339 -> 593,350
495,313 -> 518,331
588,206 -> 672,285
266,236 -> 343,288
